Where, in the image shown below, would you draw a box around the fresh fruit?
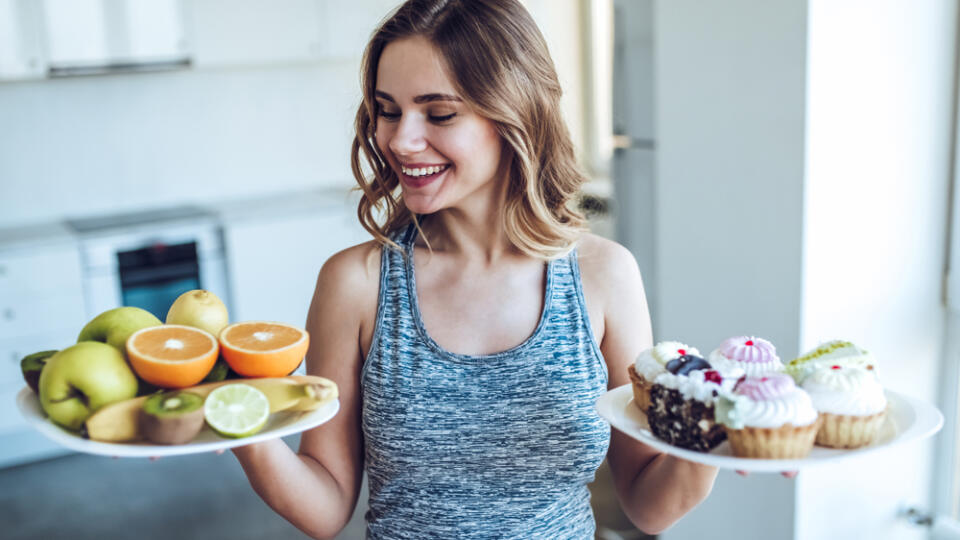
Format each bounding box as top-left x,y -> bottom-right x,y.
83,375 -> 338,442
165,289 -> 230,339
219,321 -> 309,377
125,325 -> 219,389
139,390 -> 206,445
77,307 -> 162,352
20,350 -> 58,394
39,342 -> 139,431
204,383 -> 270,438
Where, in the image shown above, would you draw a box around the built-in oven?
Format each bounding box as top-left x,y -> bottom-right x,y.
66,206 -> 231,321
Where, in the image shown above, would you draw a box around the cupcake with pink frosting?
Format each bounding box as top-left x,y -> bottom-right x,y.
709,336 -> 784,377
715,373 -> 821,459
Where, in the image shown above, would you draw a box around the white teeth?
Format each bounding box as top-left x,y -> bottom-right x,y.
402,165 -> 447,177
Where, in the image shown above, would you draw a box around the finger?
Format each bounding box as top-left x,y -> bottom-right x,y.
149,456 -> 161,462
736,470 -> 749,476
215,449 -> 225,455
781,470 -> 798,479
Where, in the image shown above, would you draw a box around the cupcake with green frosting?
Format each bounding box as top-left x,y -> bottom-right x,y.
785,340 -> 876,384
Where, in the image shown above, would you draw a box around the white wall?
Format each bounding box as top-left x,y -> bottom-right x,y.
0,61 -> 360,228
655,0 -> 957,539
655,1 -> 810,538
797,1 -> 956,539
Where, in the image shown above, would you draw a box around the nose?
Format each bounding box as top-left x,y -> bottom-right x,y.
388,115 -> 428,157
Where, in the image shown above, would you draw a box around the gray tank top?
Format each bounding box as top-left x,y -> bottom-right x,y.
361,224 -> 610,539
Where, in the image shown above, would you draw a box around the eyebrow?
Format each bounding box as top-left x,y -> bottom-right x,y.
374,90 -> 462,104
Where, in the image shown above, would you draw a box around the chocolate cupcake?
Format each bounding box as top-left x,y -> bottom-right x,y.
645,353 -> 743,452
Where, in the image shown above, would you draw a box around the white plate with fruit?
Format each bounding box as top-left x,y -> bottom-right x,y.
16,290 -> 340,457
17,381 -> 340,457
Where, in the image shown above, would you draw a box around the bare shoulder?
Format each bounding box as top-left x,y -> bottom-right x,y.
310,240 -> 382,327
576,233 -> 642,298
576,233 -> 652,380
306,240 -> 382,368
317,240 -> 381,293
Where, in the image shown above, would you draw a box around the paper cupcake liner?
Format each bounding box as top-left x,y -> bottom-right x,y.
627,365 -> 653,413
815,409 -> 887,449
725,417 -> 822,459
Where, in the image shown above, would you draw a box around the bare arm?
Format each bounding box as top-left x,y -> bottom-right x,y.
580,236 -> 718,535
231,243 -> 379,540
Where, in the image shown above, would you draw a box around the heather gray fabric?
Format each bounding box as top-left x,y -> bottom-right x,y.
361,224 -> 610,539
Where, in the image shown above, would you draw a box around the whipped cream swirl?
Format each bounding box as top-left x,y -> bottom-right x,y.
634,341 -> 700,380
801,365 -> 886,416
716,374 -> 818,429
709,336 -> 783,377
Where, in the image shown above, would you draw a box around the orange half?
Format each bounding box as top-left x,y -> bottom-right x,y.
126,325 -> 219,388
218,321 -> 309,378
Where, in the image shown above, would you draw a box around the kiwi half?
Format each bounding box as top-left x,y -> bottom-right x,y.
20,350 -> 58,394
139,391 -> 206,445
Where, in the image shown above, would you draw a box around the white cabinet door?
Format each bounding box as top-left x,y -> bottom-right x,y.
42,0 -> 189,70
0,241 -> 86,468
224,207 -> 368,327
188,0 -> 324,68
0,0 -> 45,80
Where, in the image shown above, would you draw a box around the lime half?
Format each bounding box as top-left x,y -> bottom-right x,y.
204,384 -> 270,438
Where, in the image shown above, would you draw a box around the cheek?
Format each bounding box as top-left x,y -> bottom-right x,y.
374,121 -> 394,159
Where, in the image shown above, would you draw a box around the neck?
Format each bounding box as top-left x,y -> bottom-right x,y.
419,175 -> 516,265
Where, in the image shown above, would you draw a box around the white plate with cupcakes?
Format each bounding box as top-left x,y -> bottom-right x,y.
599,337 -> 944,472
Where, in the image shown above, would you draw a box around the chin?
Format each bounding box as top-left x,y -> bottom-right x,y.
401,195 -> 444,216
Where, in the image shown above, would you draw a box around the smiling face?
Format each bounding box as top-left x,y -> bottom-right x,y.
374,36 -> 506,216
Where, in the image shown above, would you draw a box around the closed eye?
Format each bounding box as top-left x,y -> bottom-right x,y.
429,113 -> 456,123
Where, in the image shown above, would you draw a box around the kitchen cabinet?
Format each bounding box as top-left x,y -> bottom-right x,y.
0,240 -> 87,467
187,0 -> 399,68
42,0 -> 189,75
223,201 -> 368,332
0,0 -> 45,80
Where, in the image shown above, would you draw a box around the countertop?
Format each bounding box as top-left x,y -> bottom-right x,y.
0,187 -> 357,253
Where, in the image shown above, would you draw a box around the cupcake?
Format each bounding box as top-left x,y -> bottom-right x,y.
709,336 -> 784,377
801,364 -> 887,448
646,354 -> 744,451
715,373 -> 821,459
786,340 -> 876,384
628,341 -> 700,413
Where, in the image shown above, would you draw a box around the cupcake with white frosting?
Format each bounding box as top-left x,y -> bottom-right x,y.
628,341 -> 700,413
646,355 -> 744,451
709,336 -> 784,377
802,364 -> 887,448
716,373 -> 821,459
786,340 -> 876,384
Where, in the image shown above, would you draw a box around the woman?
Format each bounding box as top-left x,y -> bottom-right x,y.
232,1 -> 718,537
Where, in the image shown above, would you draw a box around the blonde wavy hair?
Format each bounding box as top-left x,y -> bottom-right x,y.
351,0 -> 589,259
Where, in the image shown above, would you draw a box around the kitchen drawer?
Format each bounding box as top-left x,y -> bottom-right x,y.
0,379 -> 30,434
0,243 -> 84,295
0,330 -> 78,386
0,288 -> 86,341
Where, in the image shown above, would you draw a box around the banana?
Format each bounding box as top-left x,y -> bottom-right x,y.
83,375 -> 338,443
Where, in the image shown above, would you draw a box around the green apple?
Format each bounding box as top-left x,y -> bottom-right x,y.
77,306 -> 162,351
39,342 -> 139,431
20,349 -> 59,394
